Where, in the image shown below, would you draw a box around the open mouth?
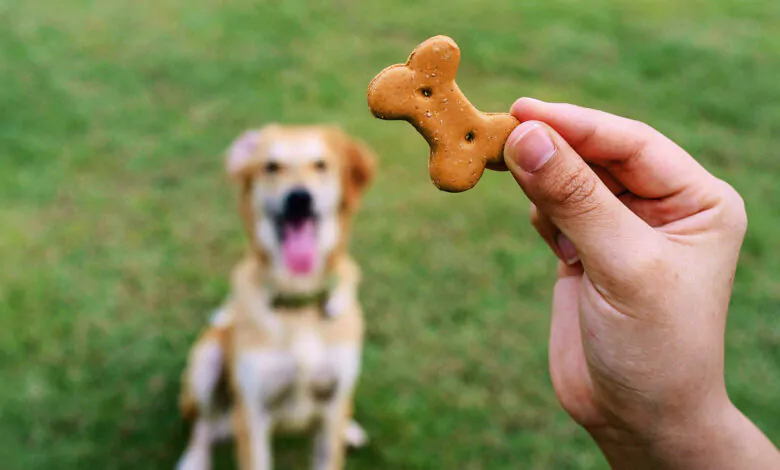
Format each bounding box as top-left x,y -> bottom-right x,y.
276,189 -> 318,275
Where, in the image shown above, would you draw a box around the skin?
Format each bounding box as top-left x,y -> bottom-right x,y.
502,98 -> 780,469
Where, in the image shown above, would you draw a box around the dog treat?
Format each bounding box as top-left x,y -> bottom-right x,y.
367,35 -> 519,192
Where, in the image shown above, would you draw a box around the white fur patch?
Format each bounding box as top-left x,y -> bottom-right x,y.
236,351 -> 297,403
330,345 -> 361,399
176,446 -> 209,470
235,353 -> 263,404
190,341 -> 223,409
325,285 -> 354,318
344,419 -> 369,448
208,308 -> 232,327
317,215 -> 339,262
291,330 -> 326,373
176,420 -> 213,470
268,138 -> 324,164
311,177 -> 341,221
235,352 -> 282,468
256,218 -> 278,253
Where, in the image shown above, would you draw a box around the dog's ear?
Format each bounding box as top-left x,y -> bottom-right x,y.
341,134 -> 377,211
226,129 -> 263,179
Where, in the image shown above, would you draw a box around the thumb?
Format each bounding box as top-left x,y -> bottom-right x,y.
504,121 -> 655,270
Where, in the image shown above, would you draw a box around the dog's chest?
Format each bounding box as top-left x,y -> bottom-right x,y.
235,326 -> 360,431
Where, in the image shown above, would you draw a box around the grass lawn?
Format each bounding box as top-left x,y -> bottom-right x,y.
2,0 -> 779,468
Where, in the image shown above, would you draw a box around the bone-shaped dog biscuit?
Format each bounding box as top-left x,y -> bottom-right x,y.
367,35 -> 519,192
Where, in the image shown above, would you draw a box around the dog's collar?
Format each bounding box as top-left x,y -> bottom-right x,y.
269,276 -> 336,310
271,289 -> 328,310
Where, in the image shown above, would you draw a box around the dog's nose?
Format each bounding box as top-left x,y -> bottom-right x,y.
283,188 -> 313,220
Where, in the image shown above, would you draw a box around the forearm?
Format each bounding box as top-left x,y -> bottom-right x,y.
590,402 -> 780,469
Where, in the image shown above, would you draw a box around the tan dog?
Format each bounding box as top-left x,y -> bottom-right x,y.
176,125 -> 376,470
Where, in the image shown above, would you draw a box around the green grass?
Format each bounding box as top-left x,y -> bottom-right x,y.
1,0 -> 779,468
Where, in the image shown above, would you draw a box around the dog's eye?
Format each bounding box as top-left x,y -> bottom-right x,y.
265,161 -> 280,174
314,160 -> 327,172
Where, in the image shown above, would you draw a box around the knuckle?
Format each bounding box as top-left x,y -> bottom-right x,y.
623,118 -> 661,141
549,165 -> 600,216
629,119 -> 656,135
716,181 -> 748,235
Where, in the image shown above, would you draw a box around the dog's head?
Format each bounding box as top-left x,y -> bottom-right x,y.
226,125 -> 376,283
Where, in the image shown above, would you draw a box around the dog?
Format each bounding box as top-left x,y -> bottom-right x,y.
176,124 -> 377,470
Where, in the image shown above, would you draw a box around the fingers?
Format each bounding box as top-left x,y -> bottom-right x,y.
548,270 -> 602,426
529,204 -> 559,257
510,98 -> 713,199
505,121 -> 656,271
590,164 -> 626,196
531,205 -> 581,266
531,166 -> 625,266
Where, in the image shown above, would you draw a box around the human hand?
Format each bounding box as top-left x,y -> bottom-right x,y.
503,98 -> 779,469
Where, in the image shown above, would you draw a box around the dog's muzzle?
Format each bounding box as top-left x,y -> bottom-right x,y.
283,188 -> 314,222
276,188 -> 318,275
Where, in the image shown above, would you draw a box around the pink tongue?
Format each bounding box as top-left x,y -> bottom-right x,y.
282,220 -> 317,275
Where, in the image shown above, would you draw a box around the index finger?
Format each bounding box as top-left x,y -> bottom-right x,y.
510,98 -> 713,199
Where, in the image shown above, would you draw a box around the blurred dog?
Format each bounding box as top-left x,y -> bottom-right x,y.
176,124 -> 376,470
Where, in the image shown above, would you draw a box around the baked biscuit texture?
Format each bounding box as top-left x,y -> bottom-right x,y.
367,35 -> 519,192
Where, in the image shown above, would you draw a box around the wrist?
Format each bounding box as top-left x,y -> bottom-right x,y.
586,392 -> 726,469
588,398 -> 780,469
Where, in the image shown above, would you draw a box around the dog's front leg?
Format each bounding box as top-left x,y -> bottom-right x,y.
234,350 -> 296,470
312,398 -> 352,470
177,324 -> 229,470
177,419 -> 215,470
234,399 -> 273,470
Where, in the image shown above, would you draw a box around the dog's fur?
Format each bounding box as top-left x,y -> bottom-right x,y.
176,124 -> 376,470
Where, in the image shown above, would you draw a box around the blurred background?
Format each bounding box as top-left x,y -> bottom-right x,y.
1,0 -> 779,468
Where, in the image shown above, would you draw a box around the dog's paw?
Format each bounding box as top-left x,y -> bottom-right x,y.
324,289 -> 353,319
344,419 -> 369,449
176,447 -> 211,470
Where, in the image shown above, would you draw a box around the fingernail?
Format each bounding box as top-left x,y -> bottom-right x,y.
504,122 -> 556,173
556,233 -> 580,265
